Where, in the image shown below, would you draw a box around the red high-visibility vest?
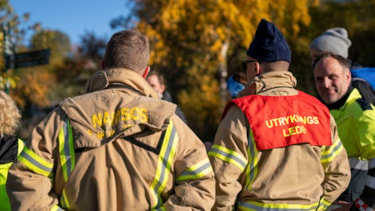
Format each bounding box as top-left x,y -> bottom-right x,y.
223,91 -> 332,150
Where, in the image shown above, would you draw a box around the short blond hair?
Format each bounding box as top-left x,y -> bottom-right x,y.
0,91 -> 21,136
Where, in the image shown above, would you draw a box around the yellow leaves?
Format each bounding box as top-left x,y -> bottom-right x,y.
0,72 -> 19,90
13,68 -> 55,108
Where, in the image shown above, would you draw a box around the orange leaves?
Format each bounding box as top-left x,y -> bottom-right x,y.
12,68 -> 55,108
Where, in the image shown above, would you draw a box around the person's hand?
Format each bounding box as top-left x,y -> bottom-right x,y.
331,201 -> 352,211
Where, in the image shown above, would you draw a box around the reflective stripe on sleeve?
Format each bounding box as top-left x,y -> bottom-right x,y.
176,158 -> 213,182
370,158 -> 375,169
151,206 -> 166,211
237,198 -> 325,211
321,137 -> 344,163
50,204 -> 65,211
368,158 -> 375,189
367,175 -> 375,189
208,144 -> 247,171
349,157 -> 368,170
17,139 -> 25,156
18,145 -> 54,177
58,119 -> 76,209
150,120 -> 178,209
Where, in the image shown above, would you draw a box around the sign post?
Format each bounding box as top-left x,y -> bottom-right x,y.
1,25 -> 51,93
5,49 -> 51,69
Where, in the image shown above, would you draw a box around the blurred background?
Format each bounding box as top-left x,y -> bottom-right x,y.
2,0 -> 374,142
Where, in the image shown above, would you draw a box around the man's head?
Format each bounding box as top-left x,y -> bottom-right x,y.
310,27 -> 351,64
0,91 -> 21,136
313,53 -> 351,104
102,30 -> 150,75
146,71 -> 165,98
243,19 -> 291,81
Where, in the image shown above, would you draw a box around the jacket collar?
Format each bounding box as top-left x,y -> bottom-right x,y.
252,71 -> 297,95
85,68 -> 159,99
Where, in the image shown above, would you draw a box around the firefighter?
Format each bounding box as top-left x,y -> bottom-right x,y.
6,30 -> 215,210
208,19 -> 351,210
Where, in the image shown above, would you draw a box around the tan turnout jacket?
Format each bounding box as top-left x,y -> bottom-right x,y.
209,71 -> 351,210
6,68 -> 215,211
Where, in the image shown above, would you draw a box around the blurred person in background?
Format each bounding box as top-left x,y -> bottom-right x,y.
146,70 -> 188,124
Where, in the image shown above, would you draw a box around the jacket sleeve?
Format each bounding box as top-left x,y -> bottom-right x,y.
320,115 -> 351,204
162,115 -> 216,211
351,108 -> 375,210
6,109 -> 66,211
208,106 -> 249,211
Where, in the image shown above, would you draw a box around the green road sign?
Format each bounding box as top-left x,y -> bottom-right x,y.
5,49 -> 51,69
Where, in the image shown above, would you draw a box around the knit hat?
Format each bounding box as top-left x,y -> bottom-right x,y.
310,27 -> 351,59
247,19 -> 291,63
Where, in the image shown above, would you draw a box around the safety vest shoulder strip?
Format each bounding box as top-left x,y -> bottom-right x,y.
150,120 -> 178,209
321,137 -> 344,163
176,158 -> 213,182
18,145 -> 53,178
208,144 -> 247,171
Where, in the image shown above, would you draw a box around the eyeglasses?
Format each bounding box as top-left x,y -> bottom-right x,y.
242,60 -> 258,72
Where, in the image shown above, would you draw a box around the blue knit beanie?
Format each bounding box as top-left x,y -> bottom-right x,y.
247,19 -> 291,63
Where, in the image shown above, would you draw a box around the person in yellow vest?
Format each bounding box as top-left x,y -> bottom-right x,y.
6,30 -> 215,210
0,90 -> 24,211
208,19 -> 351,210
313,53 -> 375,211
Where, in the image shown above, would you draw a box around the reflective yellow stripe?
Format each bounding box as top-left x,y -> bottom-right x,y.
60,189 -> 70,209
319,198 -> 331,210
18,145 -> 53,177
176,158 -> 213,181
208,144 -> 247,171
237,200 -> 322,211
59,120 -> 75,182
321,137 -> 344,163
50,204 -> 65,211
58,120 -> 75,209
151,206 -> 166,211
17,139 -> 25,156
242,130 -> 259,192
150,121 -> 178,209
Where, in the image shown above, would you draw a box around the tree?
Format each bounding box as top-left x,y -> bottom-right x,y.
113,0 -> 315,141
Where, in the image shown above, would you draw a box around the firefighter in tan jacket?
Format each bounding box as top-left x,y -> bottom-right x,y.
6,30 -> 215,210
208,19 -> 350,211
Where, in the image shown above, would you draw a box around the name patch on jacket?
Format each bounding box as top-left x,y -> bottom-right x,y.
88,107 -> 148,139
223,91 -> 332,150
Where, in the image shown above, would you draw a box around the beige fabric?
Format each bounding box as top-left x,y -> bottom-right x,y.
7,68 -> 215,210
210,70 -> 350,210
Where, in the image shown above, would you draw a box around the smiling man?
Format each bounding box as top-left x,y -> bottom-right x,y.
313,52 -> 375,211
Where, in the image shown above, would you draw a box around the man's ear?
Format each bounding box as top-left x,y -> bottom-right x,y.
142,66 -> 150,78
255,62 -> 262,76
160,84 -> 166,93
